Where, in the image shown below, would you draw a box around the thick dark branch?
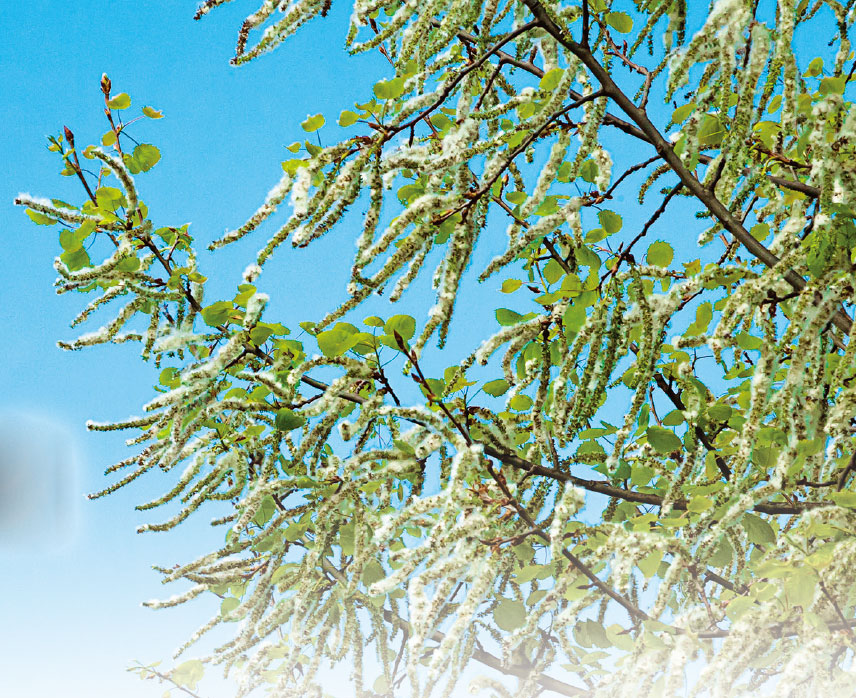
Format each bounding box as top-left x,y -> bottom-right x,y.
484,461 -> 650,622
837,450 -> 856,491
436,90 -> 606,224
481,443 -> 816,515
652,373 -> 732,480
319,559 -> 589,696
698,618 -> 856,640
581,0 -> 590,46
523,0 -> 851,340
451,29 -> 819,199
398,21 -> 540,132
295,374 -> 828,516
603,183 -> 684,285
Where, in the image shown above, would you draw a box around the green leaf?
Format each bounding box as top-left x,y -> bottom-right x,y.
830,491 -> 856,508
201,301 -> 232,327
586,227 -> 607,243
501,279 -> 522,293
399,183 -> 423,203
750,223 -> 770,241
575,246 -> 600,269
578,619 -> 611,648
275,408 -> 305,431
598,210 -> 623,234
220,597 -> 240,617
630,465 -> 654,486
493,599 -> 526,631
60,247 -> 91,271
708,403 -> 732,422
672,102 -> 696,124
373,77 -> 405,101
430,113 -> 453,132
805,56 -> 824,77
767,95 -> 782,113
579,159 -> 598,183
116,256 -> 141,272
101,130 -> 117,147
253,495 -> 277,526
687,496 -> 713,513
483,379 -> 510,397
142,106 -> 163,119
543,259 -> 563,285
133,144 -> 161,172
384,314 -> 415,341
646,427 -> 682,454
496,308 -> 524,326
686,302 -> 712,337
171,660 -> 204,690
563,303 -> 587,333
26,209 -> 57,225
710,539 -> 733,567
539,68 -> 564,92
742,513 -> 776,545
819,76 -> 846,95
317,327 -> 357,357
725,596 -> 754,621
606,11 -> 633,33
159,367 -> 178,387
338,110 -> 359,127
282,158 -> 308,176
338,522 -> 355,556
662,410 -> 684,426
509,394 -> 533,411
301,113 -> 325,132
95,186 -> 124,210
697,114 -> 725,147
784,567 -> 816,608
106,92 -> 131,110
123,153 -> 141,174
735,333 -> 763,351
361,559 -> 385,586
646,241 -> 674,267
637,551 -> 663,578
393,438 -> 415,455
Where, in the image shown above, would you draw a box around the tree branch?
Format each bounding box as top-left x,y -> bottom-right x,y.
484,461 -> 650,622
318,557 -> 589,696
450,29 -> 820,198
522,0 -> 851,341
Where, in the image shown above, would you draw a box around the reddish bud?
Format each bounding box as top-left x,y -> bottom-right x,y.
63,126 -> 75,147
100,73 -> 111,96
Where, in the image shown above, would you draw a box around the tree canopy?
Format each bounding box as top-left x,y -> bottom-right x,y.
16,0 -> 856,696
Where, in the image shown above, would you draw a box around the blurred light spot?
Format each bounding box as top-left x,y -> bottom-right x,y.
0,410 -> 79,551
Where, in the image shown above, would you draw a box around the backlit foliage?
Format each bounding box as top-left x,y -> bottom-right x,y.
17,1 -> 856,696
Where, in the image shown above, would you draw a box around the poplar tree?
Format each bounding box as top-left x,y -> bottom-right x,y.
16,1 -> 856,696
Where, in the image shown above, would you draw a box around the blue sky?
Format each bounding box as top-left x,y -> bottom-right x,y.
0,2 -> 391,696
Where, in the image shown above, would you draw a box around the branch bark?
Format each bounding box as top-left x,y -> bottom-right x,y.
522,0 -> 852,339
451,28 -> 820,198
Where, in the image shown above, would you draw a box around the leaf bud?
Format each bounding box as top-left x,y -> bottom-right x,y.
101,73 -> 111,96
63,126 -> 75,148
